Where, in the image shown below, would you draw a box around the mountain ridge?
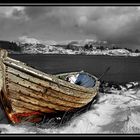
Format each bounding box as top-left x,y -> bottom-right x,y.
0,36 -> 140,56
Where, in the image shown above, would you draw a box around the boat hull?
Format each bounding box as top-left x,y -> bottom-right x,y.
0,49 -> 100,124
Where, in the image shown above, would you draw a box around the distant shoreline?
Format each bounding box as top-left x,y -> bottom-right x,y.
9,53 -> 140,58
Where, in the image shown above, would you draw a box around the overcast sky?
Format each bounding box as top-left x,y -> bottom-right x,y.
0,6 -> 140,50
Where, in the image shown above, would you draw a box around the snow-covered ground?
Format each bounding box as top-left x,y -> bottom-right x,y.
13,36 -> 140,57
0,81 -> 140,134
20,44 -> 140,57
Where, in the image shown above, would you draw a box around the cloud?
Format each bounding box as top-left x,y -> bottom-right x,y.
23,6 -> 54,20
71,7 -> 139,37
11,7 -> 26,19
49,6 -> 140,49
0,7 -> 28,21
0,6 -> 140,49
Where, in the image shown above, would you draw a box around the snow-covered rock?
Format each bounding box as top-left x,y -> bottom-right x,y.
106,49 -> 130,56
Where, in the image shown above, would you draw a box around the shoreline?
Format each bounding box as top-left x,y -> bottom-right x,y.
9,53 -> 140,58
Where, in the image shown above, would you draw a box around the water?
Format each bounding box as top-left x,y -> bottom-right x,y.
9,54 -> 140,83
0,54 -> 140,135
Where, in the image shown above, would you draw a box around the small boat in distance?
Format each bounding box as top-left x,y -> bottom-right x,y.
0,49 -> 100,124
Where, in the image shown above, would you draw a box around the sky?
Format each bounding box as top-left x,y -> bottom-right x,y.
0,5 -> 140,50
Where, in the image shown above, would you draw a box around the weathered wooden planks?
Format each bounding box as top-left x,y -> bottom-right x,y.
0,49 -> 100,124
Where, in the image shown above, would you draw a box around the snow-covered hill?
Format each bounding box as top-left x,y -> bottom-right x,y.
13,36 -> 140,57
17,36 -> 40,45
16,36 -> 57,46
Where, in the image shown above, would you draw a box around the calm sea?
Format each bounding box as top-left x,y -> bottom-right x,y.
9,54 -> 140,83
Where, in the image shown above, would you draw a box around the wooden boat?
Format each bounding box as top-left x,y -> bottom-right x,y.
0,49 -> 100,124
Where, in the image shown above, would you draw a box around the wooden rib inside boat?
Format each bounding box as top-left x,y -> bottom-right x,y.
0,49 -> 100,124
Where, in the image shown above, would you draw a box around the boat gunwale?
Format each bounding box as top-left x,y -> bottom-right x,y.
4,57 -> 100,94
7,75 -> 94,100
6,66 -> 98,97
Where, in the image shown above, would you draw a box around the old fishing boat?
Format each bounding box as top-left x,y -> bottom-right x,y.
0,49 -> 100,124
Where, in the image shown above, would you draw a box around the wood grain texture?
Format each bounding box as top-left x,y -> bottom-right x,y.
0,49 -> 100,124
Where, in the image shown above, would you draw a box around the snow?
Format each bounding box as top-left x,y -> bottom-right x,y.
0,82 -> 140,134
16,36 -> 56,46
20,46 -> 140,57
17,36 -> 40,45
13,37 -> 140,57
66,74 -> 79,84
106,49 -> 130,56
